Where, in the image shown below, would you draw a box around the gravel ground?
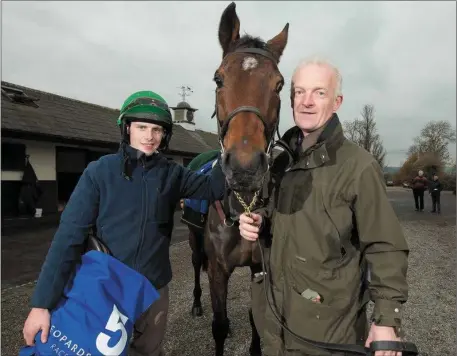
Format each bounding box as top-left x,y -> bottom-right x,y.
399,222 -> 456,356
1,240 -> 256,356
2,189 -> 455,355
3,222 -> 455,356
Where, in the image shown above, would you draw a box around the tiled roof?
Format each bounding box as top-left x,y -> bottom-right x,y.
196,129 -> 220,150
1,81 -> 219,154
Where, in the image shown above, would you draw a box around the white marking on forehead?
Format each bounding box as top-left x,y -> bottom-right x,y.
242,56 -> 258,71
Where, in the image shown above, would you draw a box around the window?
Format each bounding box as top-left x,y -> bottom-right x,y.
2,85 -> 39,108
1,142 -> 26,171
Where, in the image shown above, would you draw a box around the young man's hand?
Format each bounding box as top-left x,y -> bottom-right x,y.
239,213 -> 263,241
23,308 -> 51,346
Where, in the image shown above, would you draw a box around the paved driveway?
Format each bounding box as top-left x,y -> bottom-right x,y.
2,188 -> 455,356
387,186 -> 455,224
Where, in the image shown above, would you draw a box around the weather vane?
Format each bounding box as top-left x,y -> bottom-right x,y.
178,85 -> 193,102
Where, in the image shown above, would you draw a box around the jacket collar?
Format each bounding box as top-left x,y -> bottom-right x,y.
120,144 -> 164,170
278,113 -> 345,171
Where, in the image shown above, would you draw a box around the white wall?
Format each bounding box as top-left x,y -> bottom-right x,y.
175,121 -> 196,131
2,138 -> 56,181
1,137 -> 190,182
1,170 -> 23,181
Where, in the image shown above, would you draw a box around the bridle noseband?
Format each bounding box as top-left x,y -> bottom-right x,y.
211,47 -> 282,159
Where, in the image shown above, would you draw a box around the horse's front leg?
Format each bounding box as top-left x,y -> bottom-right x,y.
188,227 -> 204,317
208,258 -> 231,356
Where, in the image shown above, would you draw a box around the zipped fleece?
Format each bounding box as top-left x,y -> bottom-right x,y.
31,146 -> 225,310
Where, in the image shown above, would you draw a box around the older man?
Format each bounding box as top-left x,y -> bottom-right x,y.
240,57 -> 409,356
411,170 -> 428,211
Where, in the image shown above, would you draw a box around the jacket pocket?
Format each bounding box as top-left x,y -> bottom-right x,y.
283,257 -> 362,351
283,286 -> 357,353
288,256 -> 361,308
283,257 -> 361,351
285,285 -> 340,332
320,189 -> 353,262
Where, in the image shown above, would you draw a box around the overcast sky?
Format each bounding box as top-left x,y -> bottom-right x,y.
3,1 -> 456,166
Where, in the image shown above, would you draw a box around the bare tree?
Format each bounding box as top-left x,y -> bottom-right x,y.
343,120 -> 363,146
408,120 -> 456,164
343,104 -> 387,168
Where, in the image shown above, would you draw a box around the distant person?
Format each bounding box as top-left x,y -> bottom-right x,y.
429,174 -> 443,213
411,170 -> 428,211
22,90 -> 226,356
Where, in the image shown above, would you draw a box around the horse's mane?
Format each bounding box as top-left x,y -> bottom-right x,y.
228,34 -> 271,54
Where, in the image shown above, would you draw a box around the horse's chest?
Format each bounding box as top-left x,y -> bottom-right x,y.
210,212 -> 261,271
222,231 -> 259,268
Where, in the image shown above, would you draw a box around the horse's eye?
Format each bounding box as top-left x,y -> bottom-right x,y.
213,74 -> 224,88
275,80 -> 284,93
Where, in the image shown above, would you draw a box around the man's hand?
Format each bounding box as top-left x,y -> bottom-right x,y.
239,213 -> 263,241
23,308 -> 51,346
365,324 -> 402,356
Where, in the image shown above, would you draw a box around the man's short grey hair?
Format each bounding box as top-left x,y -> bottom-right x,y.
290,56 -> 343,99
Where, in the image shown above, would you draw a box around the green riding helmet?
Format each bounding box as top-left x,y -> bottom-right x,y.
117,90 -> 173,150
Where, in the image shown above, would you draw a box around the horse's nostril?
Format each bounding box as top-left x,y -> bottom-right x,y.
255,151 -> 268,171
259,152 -> 268,171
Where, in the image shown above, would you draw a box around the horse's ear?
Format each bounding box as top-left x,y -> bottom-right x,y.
218,2 -> 240,57
267,23 -> 289,62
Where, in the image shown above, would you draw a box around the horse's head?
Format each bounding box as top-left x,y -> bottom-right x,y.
213,2 -> 289,193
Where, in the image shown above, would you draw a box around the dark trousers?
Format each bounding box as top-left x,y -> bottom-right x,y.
413,189 -> 424,210
431,193 -> 441,213
129,285 -> 169,356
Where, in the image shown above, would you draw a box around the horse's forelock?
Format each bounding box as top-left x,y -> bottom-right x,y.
227,34 -> 272,56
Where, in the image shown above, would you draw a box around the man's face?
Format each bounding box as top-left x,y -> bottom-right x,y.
291,63 -> 343,136
128,121 -> 164,155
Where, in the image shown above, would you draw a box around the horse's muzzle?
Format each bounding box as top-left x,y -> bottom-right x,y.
221,150 -> 268,192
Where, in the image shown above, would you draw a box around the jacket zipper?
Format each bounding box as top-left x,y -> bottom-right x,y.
134,168 -> 148,269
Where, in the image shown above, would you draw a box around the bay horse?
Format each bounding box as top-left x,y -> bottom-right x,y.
185,3 -> 289,355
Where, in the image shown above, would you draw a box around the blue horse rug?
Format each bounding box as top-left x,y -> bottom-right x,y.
184,159 -> 217,215
19,250 -> 160,356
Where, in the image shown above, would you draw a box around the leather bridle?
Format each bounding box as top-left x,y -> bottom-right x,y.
211,47 -> 282,160
210,46 -> 283,228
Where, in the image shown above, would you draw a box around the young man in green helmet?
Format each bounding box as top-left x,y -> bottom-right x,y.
22,91 -> 226,356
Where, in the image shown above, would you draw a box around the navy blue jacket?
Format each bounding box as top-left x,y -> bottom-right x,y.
428,179 -> 442,194
31,146 -> 225,309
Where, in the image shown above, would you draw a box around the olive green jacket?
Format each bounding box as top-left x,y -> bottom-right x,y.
252,114 -> 409,355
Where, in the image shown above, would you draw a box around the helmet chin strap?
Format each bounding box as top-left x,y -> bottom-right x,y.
120,122 -> 130,144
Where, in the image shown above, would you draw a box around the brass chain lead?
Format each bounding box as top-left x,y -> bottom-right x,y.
233,190 -> 259,217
